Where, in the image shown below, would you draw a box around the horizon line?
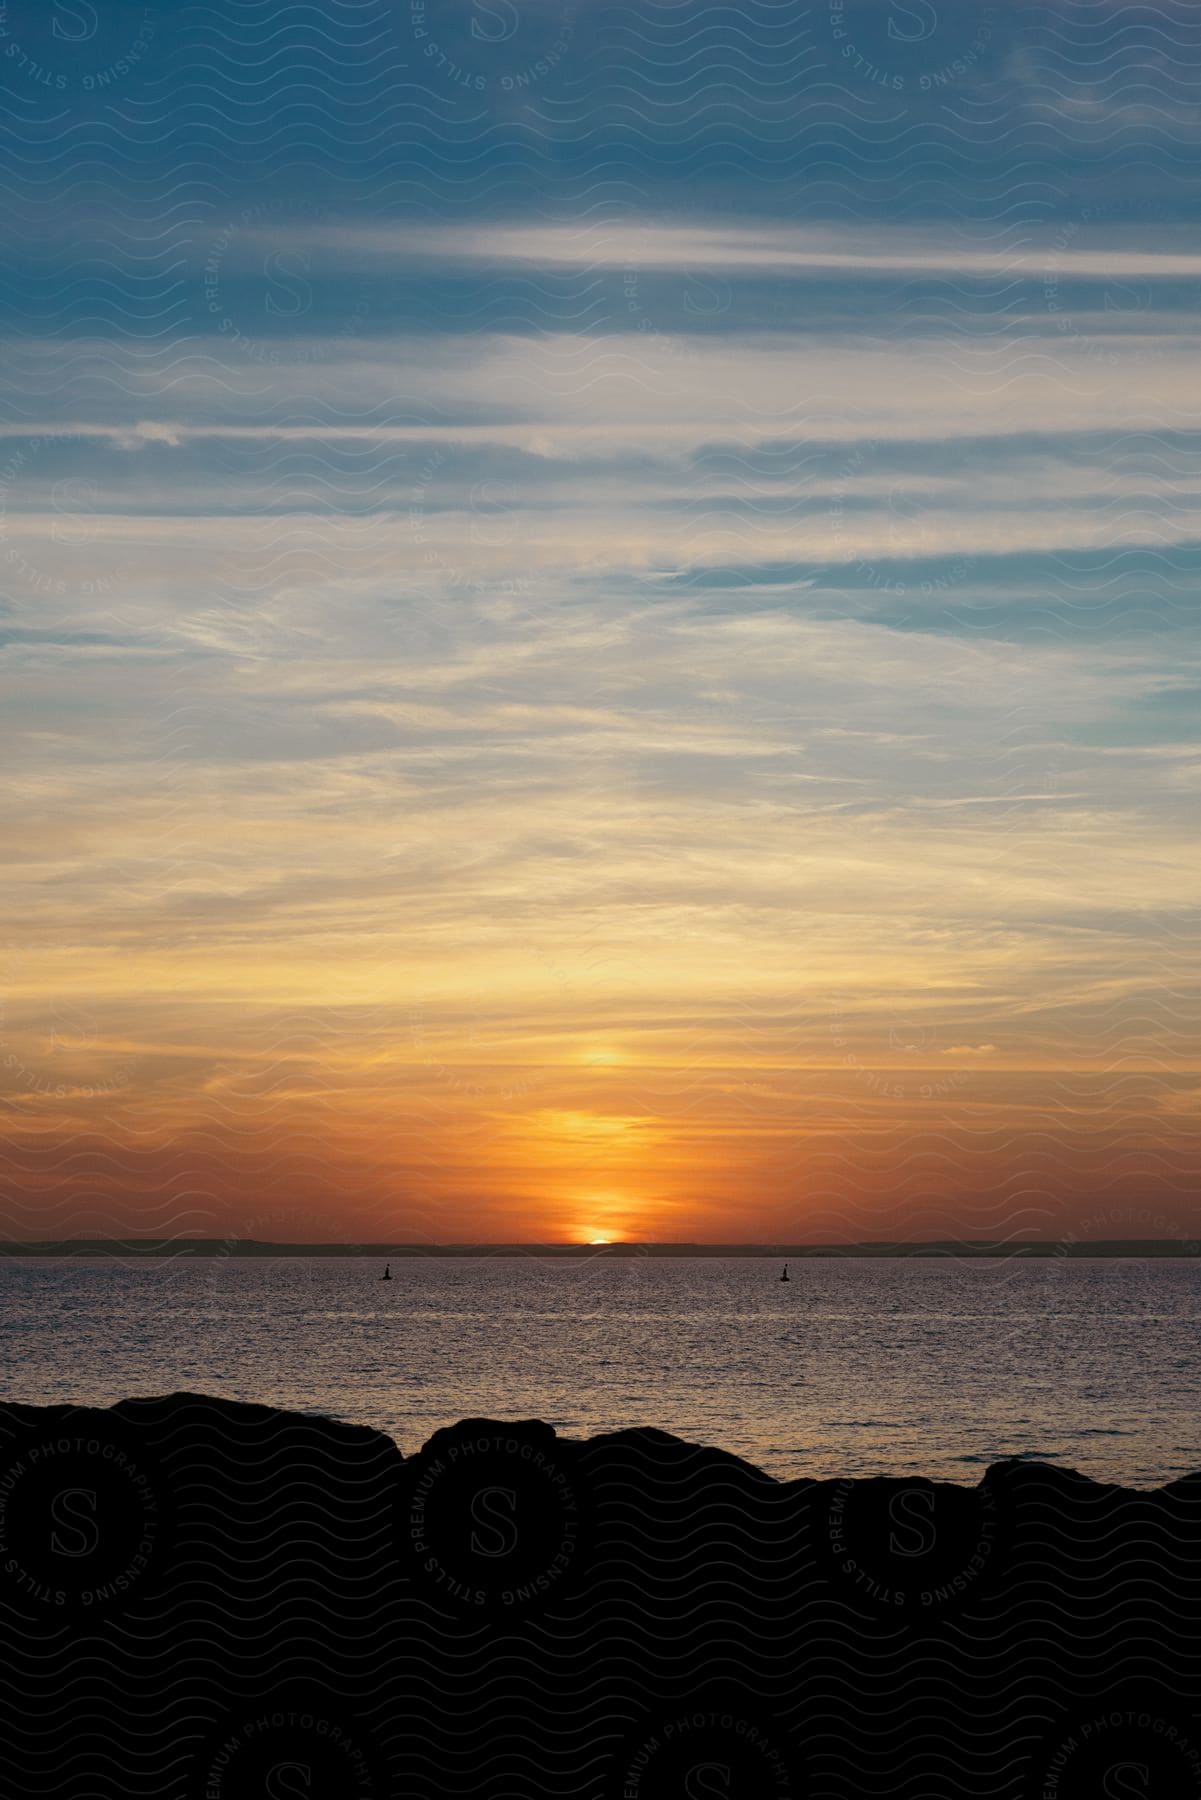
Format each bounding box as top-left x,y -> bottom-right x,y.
2,1236 -> 1198,1258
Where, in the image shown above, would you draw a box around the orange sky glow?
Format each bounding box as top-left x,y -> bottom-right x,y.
3,219 -> 1199,1246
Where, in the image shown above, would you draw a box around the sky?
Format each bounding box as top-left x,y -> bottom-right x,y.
1,0 -> 1199,1246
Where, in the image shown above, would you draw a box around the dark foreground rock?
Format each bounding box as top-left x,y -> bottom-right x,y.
1,1394 -> 1199,1797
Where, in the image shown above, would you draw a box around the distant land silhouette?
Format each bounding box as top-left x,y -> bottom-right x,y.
2,1238 -> 1198,1258
1,1393 -> 1199,1797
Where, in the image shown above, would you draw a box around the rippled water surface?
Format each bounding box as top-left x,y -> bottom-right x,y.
2,1256 -> 1198,1484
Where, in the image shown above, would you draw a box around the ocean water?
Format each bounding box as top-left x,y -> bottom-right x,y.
1,1255 -> 1198,1485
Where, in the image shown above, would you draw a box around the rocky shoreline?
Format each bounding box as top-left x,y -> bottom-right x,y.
1,1393 -> 1198,1796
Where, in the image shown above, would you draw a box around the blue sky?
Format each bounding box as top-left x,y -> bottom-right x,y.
1,0 -> 1198,1243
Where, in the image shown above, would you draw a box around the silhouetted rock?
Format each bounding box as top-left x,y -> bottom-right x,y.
1,1394 -> 1199,1797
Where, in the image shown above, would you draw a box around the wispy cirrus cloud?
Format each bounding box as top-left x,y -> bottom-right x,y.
1,3 -> 1199,1242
